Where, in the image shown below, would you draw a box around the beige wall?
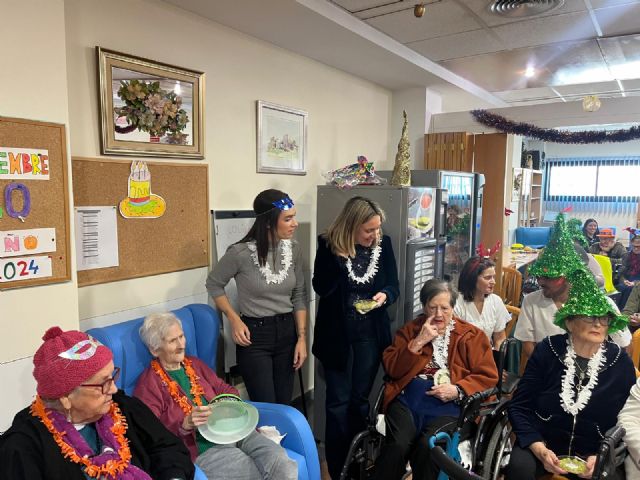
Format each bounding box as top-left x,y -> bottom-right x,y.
64,0 -> 392,322
1,0 -> 392,429
0,0 -> 77,429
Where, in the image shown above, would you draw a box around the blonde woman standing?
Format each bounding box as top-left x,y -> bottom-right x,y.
312,196 -> 399,479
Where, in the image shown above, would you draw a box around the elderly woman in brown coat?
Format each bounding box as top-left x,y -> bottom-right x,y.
372,279 -> 499,480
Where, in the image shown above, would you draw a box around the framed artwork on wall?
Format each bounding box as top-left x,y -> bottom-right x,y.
97,47 -> 205,159
256,100 -> 307,175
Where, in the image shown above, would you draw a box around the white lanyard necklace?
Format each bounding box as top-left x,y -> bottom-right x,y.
247,240 -> 292,285
559,338 -> 605,416
432,319 -> 455,368
346,244 -> 382,284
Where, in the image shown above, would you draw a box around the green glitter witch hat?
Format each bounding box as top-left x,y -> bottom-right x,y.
554,267 -> 628,333
528,212 -> 585,278
567,217 -> 588,249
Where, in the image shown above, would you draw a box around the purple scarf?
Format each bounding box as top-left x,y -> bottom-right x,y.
48,408 -> 151,480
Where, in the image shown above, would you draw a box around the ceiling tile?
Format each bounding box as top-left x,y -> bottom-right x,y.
461,0 -> 586,27
494,87 -> 561,102
440,40 -> 607,91
594,4 -> 640,36
553,81 -> 620,96
491,11 -> 597,49
589,0 -> 640,8
329,0 -> 401,13
410,29 -> 504,61
365,1 -> 482,44
599,35 -> 640,80
621,78 -> 640,89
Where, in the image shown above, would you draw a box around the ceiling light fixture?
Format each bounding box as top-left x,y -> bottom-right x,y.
414,3 -> 426,17
582,95 -> 601,113
524,66 -> 536,78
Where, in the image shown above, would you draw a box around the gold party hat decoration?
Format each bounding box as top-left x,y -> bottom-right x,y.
391,110 -> 411,186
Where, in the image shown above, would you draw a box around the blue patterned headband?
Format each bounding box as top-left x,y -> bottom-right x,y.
272,196 -> 294,211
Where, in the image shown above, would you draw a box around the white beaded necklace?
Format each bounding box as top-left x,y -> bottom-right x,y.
432,319 -> 455,368
346,244 -> 382,285
559,338 -> 605,417
247,239 -> 292,285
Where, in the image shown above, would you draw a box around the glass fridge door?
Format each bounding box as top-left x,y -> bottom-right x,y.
441,173 -> 473,283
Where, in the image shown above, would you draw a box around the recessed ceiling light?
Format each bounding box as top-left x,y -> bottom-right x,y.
524,66 -> 536,78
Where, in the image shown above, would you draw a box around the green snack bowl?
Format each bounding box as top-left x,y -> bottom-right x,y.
198,394 -> 259,445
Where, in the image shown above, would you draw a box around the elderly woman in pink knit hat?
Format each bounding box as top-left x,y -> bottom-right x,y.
0,327 -> 194,480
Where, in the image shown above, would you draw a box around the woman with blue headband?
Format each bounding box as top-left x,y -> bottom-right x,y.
206,189 -> 307,404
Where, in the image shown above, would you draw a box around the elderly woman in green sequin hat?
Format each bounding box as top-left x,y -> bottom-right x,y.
506,267 -> 634,480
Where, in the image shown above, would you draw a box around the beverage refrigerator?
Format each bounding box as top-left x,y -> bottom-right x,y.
312,184 -> 447,439
379,170 -> 485,285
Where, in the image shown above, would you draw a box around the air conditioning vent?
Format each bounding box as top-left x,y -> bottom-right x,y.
489,0 -> 564,18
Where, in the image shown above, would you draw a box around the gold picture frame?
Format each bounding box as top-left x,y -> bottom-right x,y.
97,47 -> 205,159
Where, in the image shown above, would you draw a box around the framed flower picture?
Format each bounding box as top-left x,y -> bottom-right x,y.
97,47 -> 205,159
257,101 -> 307,175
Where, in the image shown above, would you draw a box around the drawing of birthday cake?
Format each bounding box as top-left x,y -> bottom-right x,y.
119,161 -> 166,219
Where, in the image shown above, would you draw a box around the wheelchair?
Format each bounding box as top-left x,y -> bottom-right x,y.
339,337 -> 520,480
430,424 -> 628,480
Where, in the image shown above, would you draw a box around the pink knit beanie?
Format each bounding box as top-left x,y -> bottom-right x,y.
33,326 -> 113,398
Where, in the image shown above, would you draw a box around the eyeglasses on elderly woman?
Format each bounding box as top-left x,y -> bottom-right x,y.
79,366 -> 120,394
574,317 -> 611,327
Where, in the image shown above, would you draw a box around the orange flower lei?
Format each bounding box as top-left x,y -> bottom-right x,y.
151,357 -> 206,415
30,396 -> 132,478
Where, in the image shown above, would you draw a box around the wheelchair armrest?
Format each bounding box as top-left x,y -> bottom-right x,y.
592,425 -> 627,480
249,401 -> 321,480
459,388 -> 498,426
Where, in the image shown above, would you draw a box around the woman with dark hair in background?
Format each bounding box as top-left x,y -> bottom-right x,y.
312,196 -> 399,480
617,235 -> 640,309
454,256 -> 510,349
582,219 -> 600,248
206,189 -> 307,404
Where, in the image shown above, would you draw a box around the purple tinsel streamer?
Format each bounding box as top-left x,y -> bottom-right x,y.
48,408 -> 151,479
471,109 -> 640,144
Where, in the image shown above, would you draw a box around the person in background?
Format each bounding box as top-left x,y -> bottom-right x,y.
574,240 -> 605,289
206,189 -> 307,404
372,279 -> 498,480
0,327 -> 194,480
618,376 -> 640,477
622,283 -> 640,333
589,228 -> 627,283
454,256 -> 510,350
312,196 -> 399,480
582,218 -> 600,248
617,235 -> 640,309
507,268 -> 635,480
135,313 -> 297,480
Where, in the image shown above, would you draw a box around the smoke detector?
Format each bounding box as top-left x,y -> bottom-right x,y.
489,0 -> 564,18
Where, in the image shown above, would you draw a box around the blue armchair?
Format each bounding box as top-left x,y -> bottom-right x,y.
515,226 -> 552,248
86,303 -> 320,480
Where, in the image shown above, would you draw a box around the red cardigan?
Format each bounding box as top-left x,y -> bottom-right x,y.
134,356 -> 238,460
382,315 -> 498,411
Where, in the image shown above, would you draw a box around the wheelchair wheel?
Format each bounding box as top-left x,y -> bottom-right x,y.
481,414 -> 513,480
340,429 -> 384,480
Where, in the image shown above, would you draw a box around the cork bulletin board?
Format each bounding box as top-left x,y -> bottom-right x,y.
72,157 -> 209,286
0,117 -> 71,289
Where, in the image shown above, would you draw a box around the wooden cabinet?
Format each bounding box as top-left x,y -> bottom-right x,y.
514,168 -> 543,227
424,132 -> 473,171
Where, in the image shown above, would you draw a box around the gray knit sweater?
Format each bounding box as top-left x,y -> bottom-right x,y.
206,240 -> 307,317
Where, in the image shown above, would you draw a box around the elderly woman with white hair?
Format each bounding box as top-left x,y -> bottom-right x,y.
134,312 -> 297,480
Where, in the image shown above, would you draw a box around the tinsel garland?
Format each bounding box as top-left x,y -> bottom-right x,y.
471,109 -> 640,144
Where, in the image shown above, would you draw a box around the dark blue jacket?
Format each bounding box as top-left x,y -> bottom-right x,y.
312,234 -> 399,370
508,334 -> 635,457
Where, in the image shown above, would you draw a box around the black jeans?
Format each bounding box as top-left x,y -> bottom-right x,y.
324,336 -> 381,480
236,312 -> 296,404
372,400 -> 458,480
